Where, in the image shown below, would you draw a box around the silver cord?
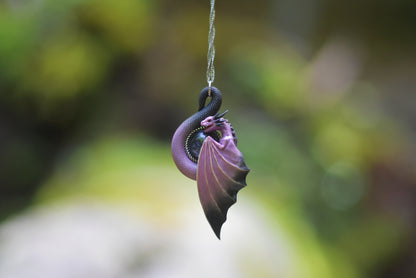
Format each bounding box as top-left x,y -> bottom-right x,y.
207,0 -> 215,89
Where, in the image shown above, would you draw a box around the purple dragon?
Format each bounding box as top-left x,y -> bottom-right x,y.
171,87 -> 250,239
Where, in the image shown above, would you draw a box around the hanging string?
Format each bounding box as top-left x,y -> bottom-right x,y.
207,0 -> 216,92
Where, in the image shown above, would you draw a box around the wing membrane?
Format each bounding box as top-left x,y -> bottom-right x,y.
197,137 -> 249,239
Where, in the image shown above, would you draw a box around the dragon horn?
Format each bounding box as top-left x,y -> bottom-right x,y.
215,110 -> 228,119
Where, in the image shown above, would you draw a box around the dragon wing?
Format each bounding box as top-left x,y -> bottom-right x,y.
197,137 -> 249,239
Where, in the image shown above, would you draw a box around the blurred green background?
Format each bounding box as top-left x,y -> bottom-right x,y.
0,0 -> 415,277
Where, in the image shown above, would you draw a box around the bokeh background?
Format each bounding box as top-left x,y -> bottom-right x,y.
0,0 -> 415,277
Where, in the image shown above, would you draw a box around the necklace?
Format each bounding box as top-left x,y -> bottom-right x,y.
171,0 -> 250,239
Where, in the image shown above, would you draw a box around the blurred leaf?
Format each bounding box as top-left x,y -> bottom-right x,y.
0,9 -> 37,84
21,34 -> 107,103
227,42 -> 307,117
22,33 -> 109,103
80,0 -> 156,52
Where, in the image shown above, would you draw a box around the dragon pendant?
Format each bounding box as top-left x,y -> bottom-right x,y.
171,87 -> 250,239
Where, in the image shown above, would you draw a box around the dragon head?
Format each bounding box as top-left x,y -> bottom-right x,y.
201,110 -> 228,133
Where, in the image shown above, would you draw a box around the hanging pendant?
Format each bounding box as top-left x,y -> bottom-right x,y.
171,87 -> 250,239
